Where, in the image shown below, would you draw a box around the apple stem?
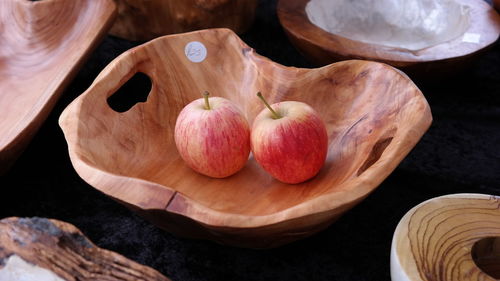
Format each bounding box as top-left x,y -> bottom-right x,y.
257,92 -> 281,119
203,91 -> 211,110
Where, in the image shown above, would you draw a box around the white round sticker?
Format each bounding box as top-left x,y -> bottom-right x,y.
185,41 -> 207,63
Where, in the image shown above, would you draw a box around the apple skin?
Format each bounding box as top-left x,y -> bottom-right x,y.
251,101 -> 328,184
174,97 -> 250,178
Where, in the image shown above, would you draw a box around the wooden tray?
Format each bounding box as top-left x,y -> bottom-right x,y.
110,0 -> 258,41
391,194 -> 500,281
277,0 -> 500,79
59,28 -> 432,248
0,0 -> 116,174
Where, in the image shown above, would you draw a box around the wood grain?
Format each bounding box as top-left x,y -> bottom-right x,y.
59,28 -> 432,248
391,194 -> 500,281
277,0 -> 500,79
0,0 -> 116,174
0,217 -> 170,281
110,0 -> 258,41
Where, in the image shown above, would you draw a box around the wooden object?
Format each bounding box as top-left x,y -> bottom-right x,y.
0,0 -> 117,174
110,0 -> 258,41
391,194 -> 500,281
495,0 -> 500,12
277,0 -> 500,78
0,217 -> 170,281
59,28 -> 432,248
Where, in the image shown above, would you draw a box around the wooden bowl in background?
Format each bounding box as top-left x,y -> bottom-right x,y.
0,0 -> 116,174
277,0 -> 500,79
59,28 -> 432,248
0,217 -> 170,280
110,0 -> 258,41
391,194 -> 500,281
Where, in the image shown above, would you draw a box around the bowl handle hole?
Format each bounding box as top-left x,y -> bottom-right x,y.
472,236 -> 500,279
107,72 -> 152,113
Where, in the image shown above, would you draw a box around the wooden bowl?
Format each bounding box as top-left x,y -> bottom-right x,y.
0,217 -> 170,280
277,0 -> 500,78
59,28 -> 432,248
391,194 -> 500,281
110,0 -> 258,41
0,0 -> 116,174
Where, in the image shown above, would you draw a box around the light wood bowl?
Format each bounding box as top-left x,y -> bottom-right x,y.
59,28 -> 432,248
277,0 -> 500,78
0,0 -> 116,174
0,217 -> 170,280
391,194 -> 500,281
110,0 -> 258,41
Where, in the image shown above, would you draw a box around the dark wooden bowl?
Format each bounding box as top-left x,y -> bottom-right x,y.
0,0 -> 116,174
59,28 -> 432,248
277,0 -> 500,79
110,0 -> 258,41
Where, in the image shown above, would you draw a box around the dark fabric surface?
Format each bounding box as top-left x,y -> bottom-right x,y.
1,1 -> 499,280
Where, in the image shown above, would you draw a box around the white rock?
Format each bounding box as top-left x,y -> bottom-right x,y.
0,255 -> 65,281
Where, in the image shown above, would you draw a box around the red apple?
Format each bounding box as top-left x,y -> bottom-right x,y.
174,92 -> 250,178
251,92 -> 328,184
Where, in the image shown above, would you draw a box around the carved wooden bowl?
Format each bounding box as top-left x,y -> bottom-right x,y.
277,0 -> 500,78
59,28 -> 432,248
110,0 -> 258,41
391,194 -> 500,281
0,0 -> 116,174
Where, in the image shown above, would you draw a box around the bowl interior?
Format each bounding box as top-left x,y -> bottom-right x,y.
66,29 -> 429,217
305,0 -> 470,51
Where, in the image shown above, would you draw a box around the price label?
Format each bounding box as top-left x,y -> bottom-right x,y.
185,41 -> 207,63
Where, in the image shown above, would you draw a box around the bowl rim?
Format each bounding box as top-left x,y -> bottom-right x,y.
59,28 -> 433,230
277,0 -> 500,65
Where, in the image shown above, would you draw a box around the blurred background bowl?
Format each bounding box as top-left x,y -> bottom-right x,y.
110,0 -> 258,41
277,0 -> 500,80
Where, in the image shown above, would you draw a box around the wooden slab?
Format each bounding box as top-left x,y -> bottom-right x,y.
110,0 -> 258,41
0,217 -> 170,281
277,0 -> 500,79
59,28 -> 432,248
391,194 -> 500,281
0,0 -> 116,174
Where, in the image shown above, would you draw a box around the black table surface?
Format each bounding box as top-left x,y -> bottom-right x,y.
1,1 -> 499,280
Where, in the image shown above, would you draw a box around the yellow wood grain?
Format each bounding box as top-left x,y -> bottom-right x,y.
392,194 -> 500,281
